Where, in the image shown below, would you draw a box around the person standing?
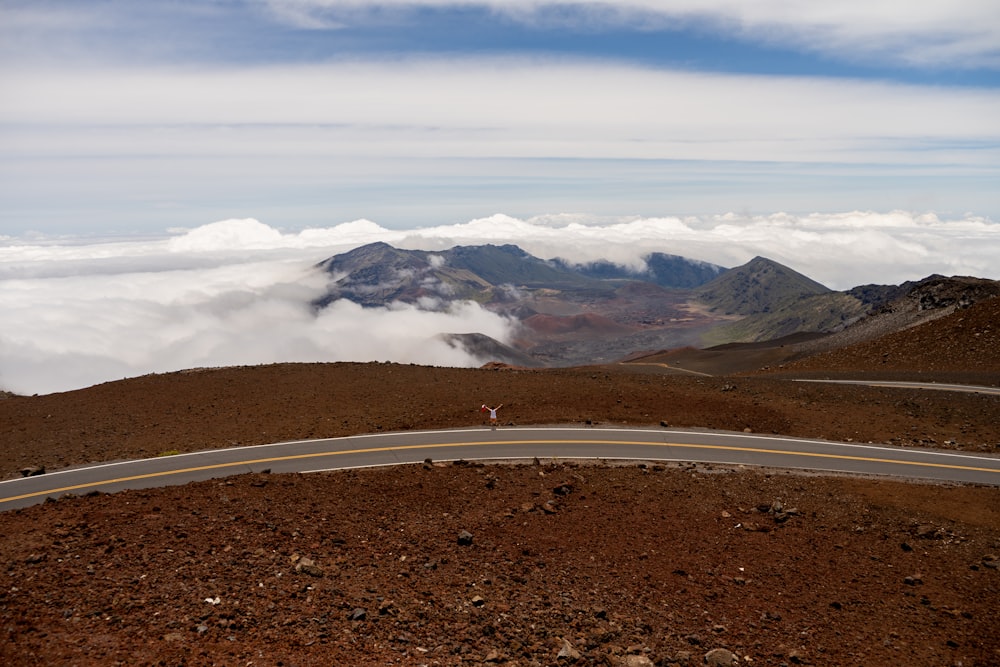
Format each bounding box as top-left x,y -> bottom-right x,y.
481,404 -> 503,429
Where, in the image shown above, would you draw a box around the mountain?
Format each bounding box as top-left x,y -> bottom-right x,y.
314,242 -> 609,309
695,256 -> 831,315
312,242 -> 999,370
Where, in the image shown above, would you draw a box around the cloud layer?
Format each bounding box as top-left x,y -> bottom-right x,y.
3,58 -> 997,235
2,211 -> 997,395
261,0 -> 1000,68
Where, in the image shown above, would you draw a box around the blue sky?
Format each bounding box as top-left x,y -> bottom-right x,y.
1,0 -> 998,237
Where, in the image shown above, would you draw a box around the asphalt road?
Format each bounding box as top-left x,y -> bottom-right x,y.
792,379 -> 1000,395
3,427 -> 999,511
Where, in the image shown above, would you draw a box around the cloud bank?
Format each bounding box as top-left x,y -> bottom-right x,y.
2,211 -> 997,395
261,0 -> 1000,68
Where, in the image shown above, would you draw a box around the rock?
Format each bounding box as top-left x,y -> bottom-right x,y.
471,595 -> 485,607
915,524 -> 940,539
457,530 -> 474,546
904,574 -> 924,586
704,647 -> 737,666
621,655 -> 655,667
557,638 -> 581,660
19,465 -> 45,477
294,557 -> 324,577
484,649 -> 503,662
348,607 -> 367,621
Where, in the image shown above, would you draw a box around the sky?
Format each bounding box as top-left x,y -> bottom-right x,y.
1,1 -> 999,394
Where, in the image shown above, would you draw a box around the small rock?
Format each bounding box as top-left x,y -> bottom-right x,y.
19,466 -> 45,477
294,557 -> 324,577
904,574 -> 924,586
557,638 -> 581,660
348,607 -> 367,621
621,655 -> 655,667
484,649 -> 503,662
471,595 -> 486,607
457,530 -> 474,546
704,647 -> 737,666
915,524 -> 940,539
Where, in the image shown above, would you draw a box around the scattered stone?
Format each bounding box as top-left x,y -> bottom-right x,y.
621,655 -> 655,667
915,524 -> 941,539
484,649 -> 503,662
348,607 -> 367,621
704,647 -> 737,666
19,465 -> 45,477
457,530 -> 474,546
294,557 -> 324,577
982,554 -> 998,569
557,638 -> 581,660
904,574 -> 924,586
471,595 -> 485,607
24,553 -> 47,564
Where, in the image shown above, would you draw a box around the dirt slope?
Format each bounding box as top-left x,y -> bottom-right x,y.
1,299 -> 999,666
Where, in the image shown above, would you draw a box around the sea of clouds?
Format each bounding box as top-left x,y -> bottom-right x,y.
1,210 -> 997,395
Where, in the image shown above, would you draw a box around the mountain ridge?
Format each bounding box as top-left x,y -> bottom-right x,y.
313,241 -> 1000,370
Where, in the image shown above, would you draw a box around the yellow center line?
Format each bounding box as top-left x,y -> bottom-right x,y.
2,439 -> 998,505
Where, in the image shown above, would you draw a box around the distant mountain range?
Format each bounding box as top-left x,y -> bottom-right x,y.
314,242 -> 1000,368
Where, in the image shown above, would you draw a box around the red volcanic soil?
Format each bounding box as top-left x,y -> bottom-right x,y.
1,299 -> 999,666
523,312 -> 635,337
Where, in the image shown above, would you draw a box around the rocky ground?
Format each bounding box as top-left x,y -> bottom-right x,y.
1,298 -> 998,666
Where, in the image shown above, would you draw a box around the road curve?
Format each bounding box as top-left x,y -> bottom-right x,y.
2,427 -> 999,511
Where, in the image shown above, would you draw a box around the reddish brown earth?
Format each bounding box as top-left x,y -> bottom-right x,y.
1,298 -> 999,666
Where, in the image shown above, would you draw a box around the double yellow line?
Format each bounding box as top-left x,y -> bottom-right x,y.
3,438 -> 998,507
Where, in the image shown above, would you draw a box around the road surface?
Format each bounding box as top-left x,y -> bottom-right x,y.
793,379 -> 1000,395
3,427 -> 999,511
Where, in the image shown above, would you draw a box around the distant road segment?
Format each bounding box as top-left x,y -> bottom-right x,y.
3,427 -> 999,511
792,379 -> 1000,395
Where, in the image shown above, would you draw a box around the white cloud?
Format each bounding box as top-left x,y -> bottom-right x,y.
2,56 -> 997,236
3,61 -> 997,166
261,0 -> 1000,68
2,211 -> 997,394
0,226 -> 514,395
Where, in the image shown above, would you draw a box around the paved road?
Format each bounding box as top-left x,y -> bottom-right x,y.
3,427 -> 999,511
793,379 -> 1000,395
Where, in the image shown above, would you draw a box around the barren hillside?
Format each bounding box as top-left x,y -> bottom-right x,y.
1,297 -> 998,666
